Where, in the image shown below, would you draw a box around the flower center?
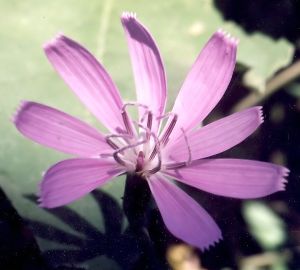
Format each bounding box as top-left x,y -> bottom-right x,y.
101,102 -> 191,177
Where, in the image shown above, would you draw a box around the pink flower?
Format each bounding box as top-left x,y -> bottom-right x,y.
14,12 -> 289,250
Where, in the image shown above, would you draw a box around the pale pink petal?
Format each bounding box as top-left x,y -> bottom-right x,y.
167,30 -> 237,142
148,173 -> 222,250
14,101 -> 111,157
44,35 -> 124,133
164,159 -> 289,199
166,107 -> 263,161
40,158 -> 124,208
121,12 -> 167,132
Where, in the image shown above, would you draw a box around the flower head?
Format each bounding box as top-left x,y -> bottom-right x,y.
14,12 -> 289,250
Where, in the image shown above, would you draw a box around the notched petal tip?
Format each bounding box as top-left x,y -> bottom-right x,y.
12,100 -> 30,124
201,232 -> 223,251
256,106 -> 264,124
37,192 -> 47,208
38,202 -> 44,207
38,182 -> 55,209
278,167 -> 290,191
38,200 -> 48,208
43,32 -> 66,51
121,11 -> 137,22
38,176 -> 57,209
38,178 -> 53,208
216,28 -> 239,47
38,199 -> 53,208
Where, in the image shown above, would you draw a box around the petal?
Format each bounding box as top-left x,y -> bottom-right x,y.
166,107 -> 263,161
14,101 -> 110,157
121,12 -> 167,132
164,159 -> 289,199
40,158 -> 124,208
148,173 -> 222,250
168,30 -> 237,142
44,35 -> 124,133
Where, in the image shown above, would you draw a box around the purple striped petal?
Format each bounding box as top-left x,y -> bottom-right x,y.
166,107 -> 263,161
14,101 -> 110,157
148,174 -> 222,250
39,158 -> 124,208
121,12 -> 167,133
164,159 -> 289,199
167,30 -> 237,142
44,35 -> 124,133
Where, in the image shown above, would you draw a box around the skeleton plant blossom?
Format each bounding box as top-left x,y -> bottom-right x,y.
14,12 -> 289,250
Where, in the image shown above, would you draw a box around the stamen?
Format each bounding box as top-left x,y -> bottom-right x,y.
105,134 -> 133,150
148,144 -> 158,161
162,128 -> 192,171
106,138 -> 118,150
122,102 -> 149,112
148,112 -> 177,160
132,120 -> 151,142
121,111 -> 134,136
140,109 -> 150,123
181,128 -> 192,165
113,152 -> 128,166
146,112 -> 153,140
158,112 -> 178,146
164,162 -> 187,170
113,137 -> 148,167
122,102 -> 149,123
146,153 -> 162,175
131,120 -> 150,154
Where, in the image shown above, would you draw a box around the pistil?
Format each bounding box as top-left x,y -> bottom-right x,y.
136,151 -> 145,172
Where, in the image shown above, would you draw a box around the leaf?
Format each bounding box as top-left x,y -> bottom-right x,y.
0,0 -> 294,268
235,32 -> 294,92
242,201 -> 287,250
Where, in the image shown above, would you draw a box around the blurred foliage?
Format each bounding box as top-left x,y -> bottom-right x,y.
242,202 -> 288,270
243,201 -> 286,250
238,35 -> 293,92
0,0 -> 296,269
287,82 -> 300,98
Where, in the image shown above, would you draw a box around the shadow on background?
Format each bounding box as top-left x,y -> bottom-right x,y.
23,189 -> 160,269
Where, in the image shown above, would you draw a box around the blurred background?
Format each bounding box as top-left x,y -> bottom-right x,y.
1,0 -> 300,269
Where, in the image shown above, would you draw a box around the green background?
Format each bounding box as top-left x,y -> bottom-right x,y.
0,0 -> 294,269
